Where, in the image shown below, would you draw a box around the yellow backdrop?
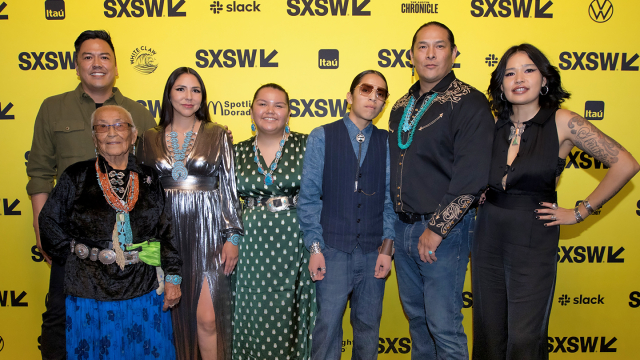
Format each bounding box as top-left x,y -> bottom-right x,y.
0,0 -> 637,358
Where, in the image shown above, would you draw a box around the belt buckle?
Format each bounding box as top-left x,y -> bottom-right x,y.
246,197 -> 256,209
266,196 -> 289,212
98,249 -> 116,264
75,244 -> 89,259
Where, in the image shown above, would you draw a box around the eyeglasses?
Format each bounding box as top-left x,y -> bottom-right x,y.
93,122 -> 133,133
357,83 -> 389,101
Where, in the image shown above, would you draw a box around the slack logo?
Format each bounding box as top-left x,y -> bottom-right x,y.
584,101 -> 604,120
45,0 -> 65,20
558,294 -> 605,306
319,49 -> 339,69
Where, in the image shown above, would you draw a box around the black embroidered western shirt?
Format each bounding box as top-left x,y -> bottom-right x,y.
389,71 -> 494,238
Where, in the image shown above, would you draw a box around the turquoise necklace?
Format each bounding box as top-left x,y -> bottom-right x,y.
397,93 -> 438,150
253,125 -> 290,186
169,120 -> 196,180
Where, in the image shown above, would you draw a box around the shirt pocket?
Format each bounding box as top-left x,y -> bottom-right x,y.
53,121 -> 88,158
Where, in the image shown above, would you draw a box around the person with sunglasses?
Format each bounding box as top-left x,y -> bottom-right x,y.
388,22 -> 494,359
298,70 -> 396,359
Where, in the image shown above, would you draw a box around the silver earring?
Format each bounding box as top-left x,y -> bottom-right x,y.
95,148 -> 99,157
500,92 -> 506,101
540,85 -> 549,95
412,66 -> 415,76
132,144 -> 137,154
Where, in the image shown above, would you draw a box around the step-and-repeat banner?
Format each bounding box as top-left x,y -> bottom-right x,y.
0,0 -> 637,358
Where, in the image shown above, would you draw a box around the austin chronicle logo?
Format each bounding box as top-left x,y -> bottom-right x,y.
318,49 -> 339,69
45,0 -> 65,19
401,1 -> 439,14
584,101 -> 604,120
589,0 -> 613,23
130,46 -> 158,75
485,54 -> 498,67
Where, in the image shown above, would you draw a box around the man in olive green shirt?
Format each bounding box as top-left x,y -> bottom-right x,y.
27,30 -> 156,360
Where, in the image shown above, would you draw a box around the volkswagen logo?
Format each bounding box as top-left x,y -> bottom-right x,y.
589,0 -> 613,23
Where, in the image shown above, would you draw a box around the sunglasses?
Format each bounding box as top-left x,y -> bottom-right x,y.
93,122 -> 133,133
357,83 -> 389,101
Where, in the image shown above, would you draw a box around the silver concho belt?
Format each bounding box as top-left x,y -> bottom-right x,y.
70,240 -> 140,266
244,195 -> 298,212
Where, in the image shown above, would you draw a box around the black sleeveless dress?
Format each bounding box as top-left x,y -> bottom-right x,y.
472,107 -> 563,360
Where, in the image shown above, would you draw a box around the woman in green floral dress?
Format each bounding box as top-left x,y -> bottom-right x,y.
232,83 -> 316,360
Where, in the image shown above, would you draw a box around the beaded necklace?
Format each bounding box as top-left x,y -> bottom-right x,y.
397,93 -> 438,150
168,120 -> 196,180
253,125 -> 290,186
95,158 -> 139,270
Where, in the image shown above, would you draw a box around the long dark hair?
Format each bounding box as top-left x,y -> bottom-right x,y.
158,67 -> 211,128
488,44 -> 571,121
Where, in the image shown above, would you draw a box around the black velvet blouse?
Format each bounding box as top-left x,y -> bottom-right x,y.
40,154 -> 182,301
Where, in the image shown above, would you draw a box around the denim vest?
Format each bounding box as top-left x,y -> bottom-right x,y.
319,120 -> 386,253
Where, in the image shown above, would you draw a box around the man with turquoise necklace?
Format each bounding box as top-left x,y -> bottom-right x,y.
389,22 -> 494,359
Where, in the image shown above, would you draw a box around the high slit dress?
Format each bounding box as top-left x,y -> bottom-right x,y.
138,122 -> 244,360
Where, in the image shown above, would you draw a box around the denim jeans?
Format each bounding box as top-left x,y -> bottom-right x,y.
394,209 -> 475,360
312,244 -> 386,360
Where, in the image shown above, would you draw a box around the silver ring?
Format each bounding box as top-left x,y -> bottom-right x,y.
311,272 -> 316,278
551,215 -> 556,220
551,203 -> 558,210
320,267 -> 326,271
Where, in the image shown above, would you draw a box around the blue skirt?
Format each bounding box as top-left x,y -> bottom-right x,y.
65,290 -> 176,360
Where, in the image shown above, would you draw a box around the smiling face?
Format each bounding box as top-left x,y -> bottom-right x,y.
347,73 -> 387,124
251,87 -> 290,136
501,51 -> 547,107
76,39 -> 118,97
410,25 -> 457,92
170,73 -> 203,120
93,107 -> 137,167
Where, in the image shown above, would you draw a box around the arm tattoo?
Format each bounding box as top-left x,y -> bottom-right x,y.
567,113 -> 626,167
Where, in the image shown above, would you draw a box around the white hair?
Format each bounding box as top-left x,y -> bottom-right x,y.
90,105 -> 137,133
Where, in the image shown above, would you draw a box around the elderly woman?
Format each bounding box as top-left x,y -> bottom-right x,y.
472,44 -> 639,359
40,105 -> 182,359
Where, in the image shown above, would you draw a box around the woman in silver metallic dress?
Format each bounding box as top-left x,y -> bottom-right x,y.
137,67 -> 244,360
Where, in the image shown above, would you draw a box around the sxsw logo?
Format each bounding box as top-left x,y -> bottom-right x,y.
195,49 -> 278,68
0,2 -> 8,20
629,291 -> 640,308
589,0 -> 613,23
136,100 -> 162,118
287,0 -> 371,16
565,150 -> 609,170
45,0 -> 65,20
319,49 -> 339,69
0,291 -> 28,307
290,99 -> 348,118
557,246 -> 624,263
378,338 -> 411,354
558,52 -> 638,71
1,199 -> 21,215
584,101 -> 604,120
104,0 -> 186,18
378,49 -> 461,68
0,102 -> 14,120
557,294 -> 604,306
210,1 -> 261,14
18,51 -> 76,71
470,0 -> 553,18
548,336 -> 617,353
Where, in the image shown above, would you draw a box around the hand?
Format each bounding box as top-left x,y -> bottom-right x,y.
418,228 -> 442,264
218,124 -> 233,143
535,202 -> 579,226
308,253 -> 326,282
163,282 -> 182,311
374,254 -> 392,279
478,190 -> 487,205
220,241 -> 239,276
36,235 -> 52,265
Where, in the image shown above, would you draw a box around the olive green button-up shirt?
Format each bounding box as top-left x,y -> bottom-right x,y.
26,84 -> 157,195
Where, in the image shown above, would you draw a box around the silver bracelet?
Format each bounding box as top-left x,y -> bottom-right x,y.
309,242 -> 322,255
583,200 -> 595,215
574,207 -> 584,223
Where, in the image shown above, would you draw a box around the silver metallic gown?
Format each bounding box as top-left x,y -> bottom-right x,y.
138,122 -> 244,360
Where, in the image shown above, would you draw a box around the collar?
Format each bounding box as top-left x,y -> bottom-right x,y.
409,70 -> 457,100
496,106 -> 557,129
342,112 -> 373,138
75,83 -> 124,105
97,153 -> 143,174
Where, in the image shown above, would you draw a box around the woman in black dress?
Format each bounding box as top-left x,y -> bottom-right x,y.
471,44 -> 639,360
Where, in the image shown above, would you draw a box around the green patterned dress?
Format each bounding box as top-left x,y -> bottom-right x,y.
232,132 -> 316,360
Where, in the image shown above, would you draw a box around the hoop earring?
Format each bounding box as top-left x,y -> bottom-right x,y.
540,85 -> 549,95
500,92 -> 506,101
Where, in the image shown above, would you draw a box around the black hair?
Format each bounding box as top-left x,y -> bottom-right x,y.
74,30 -> 116,61
158,67 -> 211,128
411,22 -> 456,51
349,70 -> 388,95
251,83 -> 290,110
488,43 -> 571,121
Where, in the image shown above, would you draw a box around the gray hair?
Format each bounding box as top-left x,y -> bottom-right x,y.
90,105 -> 137,134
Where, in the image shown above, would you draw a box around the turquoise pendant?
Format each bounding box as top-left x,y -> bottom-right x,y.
172,162 -> 188,180
264,174 -> 273,186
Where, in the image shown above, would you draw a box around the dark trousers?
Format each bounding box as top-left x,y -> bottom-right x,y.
41,261 -> 66,360
471,201 -> 559,360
